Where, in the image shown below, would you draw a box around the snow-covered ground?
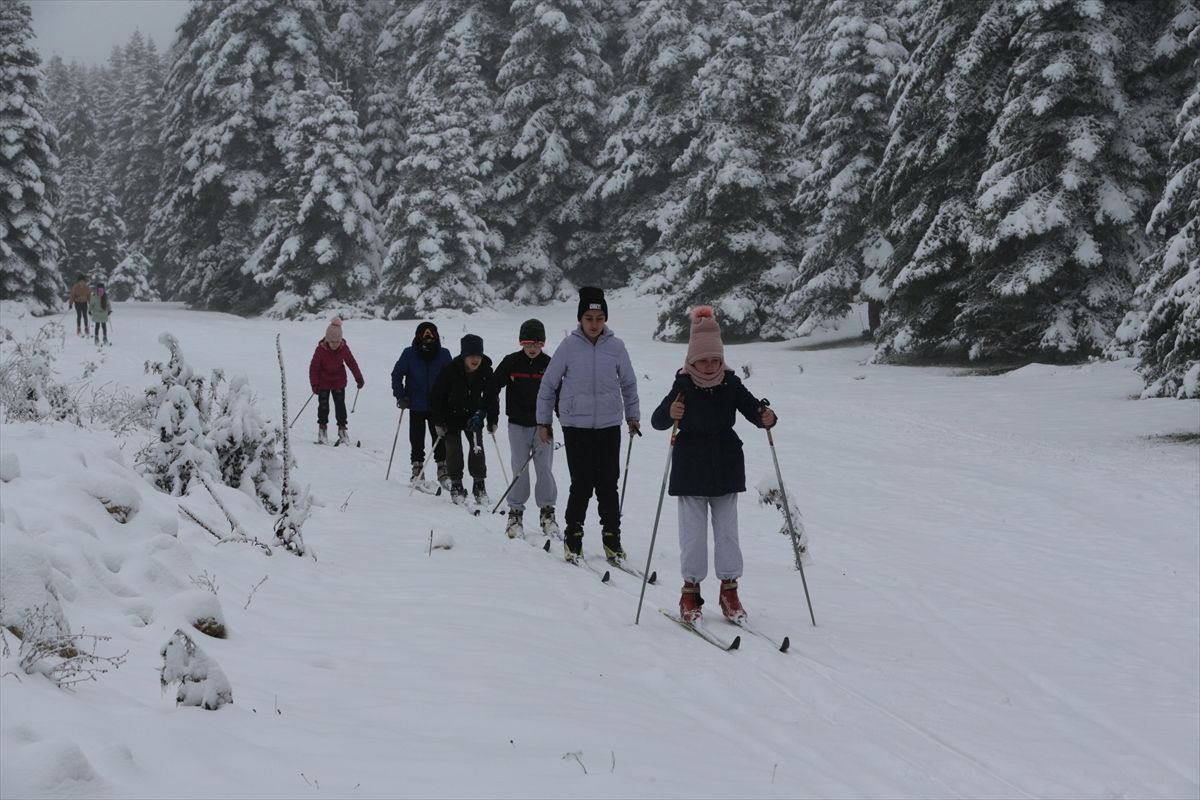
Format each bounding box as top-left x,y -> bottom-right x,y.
1,293 -> 1197,799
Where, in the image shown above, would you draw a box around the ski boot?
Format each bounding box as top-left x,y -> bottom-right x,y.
449,482 -> 468,505
680,582 -> 703,623
719,579 -> 747,624
601,529 -> 625,562
337,426 -> 350,445
472,480 -> 488,506
563,522 -> 583,564
436,461 -> 451,491
505,508 -> 524,539
539,505 -> 560,538
317,426 -> 329,445
410,461 -> 424,483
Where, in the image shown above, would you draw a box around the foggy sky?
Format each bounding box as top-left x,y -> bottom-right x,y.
29,0 -> 189,66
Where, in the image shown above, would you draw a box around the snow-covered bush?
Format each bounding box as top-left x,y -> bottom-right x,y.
0,323 -> 78,423
139,333 -> 218,496
159,629 -> 232,710
2,604 -> 127,689
209,375 -> 294,514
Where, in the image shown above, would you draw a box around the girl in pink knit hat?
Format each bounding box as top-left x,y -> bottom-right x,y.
650,306 -> 776,624
308,317 -> 365,444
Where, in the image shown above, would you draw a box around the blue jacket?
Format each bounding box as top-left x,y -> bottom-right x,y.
650,370 -> 773,497
391,346 -> 452,412
536,325 -> 639,429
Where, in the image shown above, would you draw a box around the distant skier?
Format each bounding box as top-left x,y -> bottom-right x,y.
536,287 -> 640,564
429,334 -> 497,506
308,317 -> 364,445
68,275 -> 91,336
392,321 -> 453,487
650,306 -> 776,625
485,319 -> 559,538
88,284 -> 112,345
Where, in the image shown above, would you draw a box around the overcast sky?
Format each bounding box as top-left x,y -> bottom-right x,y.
29,0 -> 190,66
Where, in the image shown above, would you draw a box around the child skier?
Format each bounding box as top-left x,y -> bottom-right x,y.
430,334 -> 498,505
649,306 -> 776,624
68,275 -> 91,336
392,321 -> 453,487
536,287 -> 640,564
308,317 -> 365,445
486,319 -> 559,538
88,284 -> 112,345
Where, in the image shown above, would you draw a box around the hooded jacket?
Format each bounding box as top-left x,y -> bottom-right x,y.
536,325 -> 639,430
391,324 -> 452,412
429,355 -> 499,431
310,338 -> 364,392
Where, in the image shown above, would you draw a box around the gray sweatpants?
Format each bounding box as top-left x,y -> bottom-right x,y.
678,493 -> 742,583
507,423 -> 557,511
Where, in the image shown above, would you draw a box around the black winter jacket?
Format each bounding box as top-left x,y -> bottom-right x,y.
650,370 -> 773,497
430,355 -> 499,432
486,350 -> 552,427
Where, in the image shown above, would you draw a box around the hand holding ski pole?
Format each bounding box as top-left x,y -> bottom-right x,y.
760,398 -> 816,627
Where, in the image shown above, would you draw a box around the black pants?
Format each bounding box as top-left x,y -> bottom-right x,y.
317,389 -> 347,428
444,428 -> 485,484
74,302 -> 88,330
409,409 -> 446,464
93,321 -> 108,342
562,426 -> 621,533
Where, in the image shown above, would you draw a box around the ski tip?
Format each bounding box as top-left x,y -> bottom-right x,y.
728,635 -> 741,651
779,636 -> 790,653
542,539 -> 551,552
649,570 -> 657,585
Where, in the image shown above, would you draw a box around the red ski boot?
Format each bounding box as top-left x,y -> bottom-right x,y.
719,579 -> 747,624
680,582 -> 703,623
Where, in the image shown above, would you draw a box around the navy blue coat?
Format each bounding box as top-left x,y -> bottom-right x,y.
391,345 -> 452,412
650,370 -> 772,497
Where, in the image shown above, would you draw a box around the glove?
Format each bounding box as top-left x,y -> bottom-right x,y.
627,419 -> 641,436
396,396 -> 410,409
465,408 -> 486,433
357,380 -> 365,390
434,425 -> 447,438
487,422 -> 497,435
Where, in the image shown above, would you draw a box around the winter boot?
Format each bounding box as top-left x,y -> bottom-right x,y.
317,426 -> 329,445
539,505 -> 560,538
337,426 -> 350,445
436,461 -> 451,490
505,508 -> 524,539
450,482 -> 467,505
473,480 -> 488,506
563,522 -> 584,564
680,582 -> 704,624
719,579 -> 747,624
601,529 -> 625,562
410,461 -> 424,483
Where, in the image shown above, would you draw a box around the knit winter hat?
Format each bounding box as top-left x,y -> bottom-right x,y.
577,286 -> 607,320
460,333 -> 484,358
325,316 -> 343,344
685,306 -> 723,365
519,319 -> 546,342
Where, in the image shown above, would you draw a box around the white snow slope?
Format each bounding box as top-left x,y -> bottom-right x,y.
1,292 -> 1197,799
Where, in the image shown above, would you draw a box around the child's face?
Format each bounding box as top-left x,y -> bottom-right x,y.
328,340 -> 341,350
464,355 -> 482,372
693,356 -> 722,376
580,310 -> 606,340
520,340 -> 543,358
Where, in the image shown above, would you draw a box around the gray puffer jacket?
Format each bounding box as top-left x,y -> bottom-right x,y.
536,326 -> 639,430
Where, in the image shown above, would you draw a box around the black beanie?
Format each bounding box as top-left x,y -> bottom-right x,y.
519,319 -> 546,342
577,286 -> 607,320
460,334 -> 484,357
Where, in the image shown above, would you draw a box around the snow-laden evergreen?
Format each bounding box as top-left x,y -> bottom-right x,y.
209,374 -> 296,514
492,0 -> 610,301
379,23 -> 498,317
251,84 -> 381,318
140,334 -> 219,497
83,190 -> 127,281
781,0 -> 907,337
655,1 -> 799,342
0,0 -> 63,312
105,252 -> 158,301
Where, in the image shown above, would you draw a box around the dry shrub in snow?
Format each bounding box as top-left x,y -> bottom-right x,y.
2,605 -> 127,688
756,475 -> 811,565
160,629 -> 232,710
0,323 -> 78,424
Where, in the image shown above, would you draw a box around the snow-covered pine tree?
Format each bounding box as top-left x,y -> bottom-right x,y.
777,0 -> 907,337
321,0 -> 390,121
149,0 -> 329,312
869,0 -> 1017,360
0,0 -> 63,311
106,252 -> 158,301
209,374 -> 295,513
584,0 -> 715,291
84,191 -> 127,282
653,1 -> 800,341
962,0 -> 1156,361
251,83 -> 380,318
141,334 -> 219,497
491,0 -> 610,301
361,1 -> 421,207
1136,2 -> 1199,397
379,24 -> 498,317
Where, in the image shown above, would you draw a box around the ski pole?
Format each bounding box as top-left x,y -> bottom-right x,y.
490,430 -> 510,484
761,398 -> 816,627
385,407 -> 405,480
409,432 -> 444,496
289,393 -> 315,428
491,446 -> 534,514
619,427 -> 641,515
351,386 -> 360,413
635,394 -> 682,625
